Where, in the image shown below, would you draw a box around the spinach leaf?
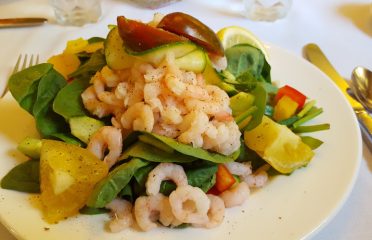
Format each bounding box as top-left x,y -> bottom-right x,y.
159,181 -> 177,196
261,57 -> 271,83
79,206 -> 109,215
8,63 -> 53,110
144,133 -> 235,163
132,164 -> 176,196
225,44 -> 271,83
8,64 -> 71,137
33,69 -> 66,116
1,159 -> 40,193
132,161 -> 217,194
133,164 -> 156,186
186,163 -> 217,192
18,82 -> 40,113
123,131 -> 141,148
243,83 -> 267,131
53,76 -> 91,119
118,184 -> 134,202
132,178 -> 146,197
88,37 -> 105,44
70,49 -> 106,78
121,141 -> 197,163
50,132 -> 83,146
33,69 -> 68,137
87,158 -> 149,208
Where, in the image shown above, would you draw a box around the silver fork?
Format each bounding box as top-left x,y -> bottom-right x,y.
0,54 -> 40,98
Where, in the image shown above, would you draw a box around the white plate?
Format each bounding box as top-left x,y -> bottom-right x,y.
0,45 -> 362,240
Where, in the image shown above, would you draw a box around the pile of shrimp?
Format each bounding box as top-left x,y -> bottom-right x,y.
104,162 -> 269,232
81,53 -> 241,157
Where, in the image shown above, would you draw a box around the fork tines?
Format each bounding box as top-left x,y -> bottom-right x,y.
1,53 -> 40,98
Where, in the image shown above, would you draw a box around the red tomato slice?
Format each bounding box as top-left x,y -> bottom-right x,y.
117,16 -> 186,52
157,12 -> 224,57
275,85 -> 306,109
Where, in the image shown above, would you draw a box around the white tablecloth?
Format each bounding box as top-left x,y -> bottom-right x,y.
0,0 -> 371,239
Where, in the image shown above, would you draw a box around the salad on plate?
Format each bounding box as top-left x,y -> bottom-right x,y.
0,12 -> 329,233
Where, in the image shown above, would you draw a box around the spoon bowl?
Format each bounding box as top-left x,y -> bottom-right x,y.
351,66 -> 372,112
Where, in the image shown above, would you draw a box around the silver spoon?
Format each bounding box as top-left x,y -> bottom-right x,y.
351,66 -> 372,112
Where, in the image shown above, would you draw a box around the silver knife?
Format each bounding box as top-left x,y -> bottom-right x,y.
304,43 -> 372,151
0,18 -> 47,28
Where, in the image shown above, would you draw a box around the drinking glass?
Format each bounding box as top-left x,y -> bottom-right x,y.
50,0 -> 102,26
243,0 -> 292,22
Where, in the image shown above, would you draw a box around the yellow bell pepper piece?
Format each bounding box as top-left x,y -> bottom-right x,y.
64,38 -> 89,54
47,53 -> 80,79
273,95 -> 299,121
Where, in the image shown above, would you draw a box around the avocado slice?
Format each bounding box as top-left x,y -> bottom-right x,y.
69,116 -> 104,144
230,92 -> 255,116
17,137 -> 42,159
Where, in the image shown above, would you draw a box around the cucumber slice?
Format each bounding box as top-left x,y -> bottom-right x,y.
105,27 -> 135,70
105,27 -> 204,72
133,41 -> 198,66
174,49 -> 207,73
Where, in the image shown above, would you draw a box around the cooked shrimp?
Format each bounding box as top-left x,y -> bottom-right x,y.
144,82 -> 161,102
87,126 -> 122,168
184,85 -> 230,115
81,86 -> 113,118
224,162 -> 252,177
134,194 -> 164,231
119,64 -> 146,107
114,82 -> 128,101
203,120 -> 241,155
193,194 -> 225,229
162,105 -> 183,125
214,111 -> 234,122
219,182 -> 250,208
105,198 -> 134,233
100,65 -> 121,87
152,122 -> 179,138
169,185 -> 210,224
178,110 -> 209,148
82,58 -> 242,156
159,196 -> 183,227
144,66 -> 165,83
146,163 -> 188,196
91,71 -> 123,107
165,73 -> 209,100
120,102 -> 154,132
242,164 -> 270,188
143,82 -> 163,112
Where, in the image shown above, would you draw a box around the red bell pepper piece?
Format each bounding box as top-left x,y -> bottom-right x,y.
275,85 -> 306,109
214,164 -> 236,193
207,185 -> 220,195
117,16 -> 186,53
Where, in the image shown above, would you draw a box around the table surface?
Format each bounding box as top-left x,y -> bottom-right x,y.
0,0 -> 371,239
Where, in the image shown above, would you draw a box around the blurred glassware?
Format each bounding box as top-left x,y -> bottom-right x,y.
243,0 -> 292,22
50,0 -> 101,26
129,0 -> 181,9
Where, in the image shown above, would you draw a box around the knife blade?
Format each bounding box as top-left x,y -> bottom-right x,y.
0,18 -> 47,28
303,43 -> 372,150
